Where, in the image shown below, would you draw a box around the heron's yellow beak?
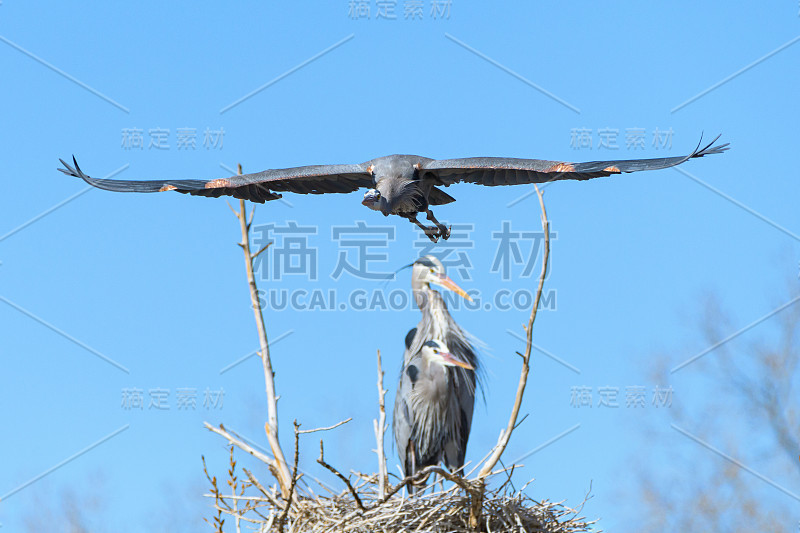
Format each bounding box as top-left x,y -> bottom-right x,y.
440,351 -> 474,370
434,275 -> 473,302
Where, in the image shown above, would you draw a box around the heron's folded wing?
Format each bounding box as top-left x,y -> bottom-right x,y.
393,358 -> 415,475
58,157 -> 374,203
421,136 -> 729,187
428,186 -> 456,205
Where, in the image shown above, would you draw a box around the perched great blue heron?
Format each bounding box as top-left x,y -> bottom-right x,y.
393,255 -> 479,489
394,339 -> 474,492
58,136 -> 728,242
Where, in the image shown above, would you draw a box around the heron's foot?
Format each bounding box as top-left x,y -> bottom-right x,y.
423,227 -> 441,243
425,210 -> 451,241
421,225 -> 451,242
405,214 -> 444,242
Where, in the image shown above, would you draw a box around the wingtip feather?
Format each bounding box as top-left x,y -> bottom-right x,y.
58,156 -> 78,178
691,134 -> 729,158
57,155 -> 89,180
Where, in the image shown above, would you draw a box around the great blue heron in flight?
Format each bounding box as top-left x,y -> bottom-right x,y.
393,256 -> 479,490
58,136 -> 728,242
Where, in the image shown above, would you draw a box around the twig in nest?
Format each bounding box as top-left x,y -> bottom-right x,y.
278,421 -> 302,533
496,462 -> 516,494
415,466 -> 478,495
377,464 -> 477,505
318,440 -> 365,511
242,468 -> 282,509
206,467 -> 596,532
574,480 -> 593,515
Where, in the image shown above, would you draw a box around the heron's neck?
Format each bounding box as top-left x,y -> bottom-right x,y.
414,287 -> 451,345
412,284 -> 428,308
413,284 -> 443,309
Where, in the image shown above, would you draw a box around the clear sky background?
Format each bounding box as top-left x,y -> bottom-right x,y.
1,2 -> 798,531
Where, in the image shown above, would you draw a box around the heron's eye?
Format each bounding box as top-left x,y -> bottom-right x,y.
429,268 -> 435,273
433,349 -> 439,354
375,191 -> 381,199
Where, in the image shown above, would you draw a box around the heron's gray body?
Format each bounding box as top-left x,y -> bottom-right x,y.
394,340 -> 468,480
362,155 -> 439,216
393,257 -> 478,487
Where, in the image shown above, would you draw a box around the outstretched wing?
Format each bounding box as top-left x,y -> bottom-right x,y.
421,135 -> 729,187
58,157 -> 374,203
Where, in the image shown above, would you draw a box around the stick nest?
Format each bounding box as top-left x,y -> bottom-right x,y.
205,451 -> 597,533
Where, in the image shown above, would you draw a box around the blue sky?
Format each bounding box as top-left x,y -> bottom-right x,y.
1,1 -> 798,530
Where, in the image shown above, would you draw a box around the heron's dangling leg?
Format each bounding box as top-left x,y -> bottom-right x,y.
426,209 -> 451,240
409,441 -> 418,495
402,214 -> 440,243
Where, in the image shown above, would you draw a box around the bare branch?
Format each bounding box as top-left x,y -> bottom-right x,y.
251,241 -> 272,261
478,184 -> 549,479
231,168 -> 292,497
374,349 -> 388,499
297,417 -> 352,434
226,199 -> 238,217
202,455 -> 226,532
205,417 -> 287,493
247,207 -> 255,229
205,423 -> 275,466
227,445 -> 242,533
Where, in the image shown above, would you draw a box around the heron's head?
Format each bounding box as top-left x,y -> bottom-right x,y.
362,188 -> 389,215
411,255 -> 472,301
421,340 -> 473,370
